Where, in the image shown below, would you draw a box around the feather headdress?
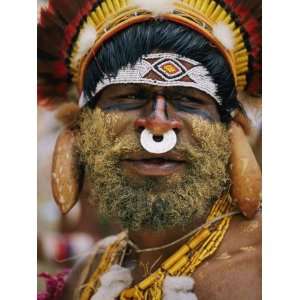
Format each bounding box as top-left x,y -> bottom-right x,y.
38,0 -> 261,109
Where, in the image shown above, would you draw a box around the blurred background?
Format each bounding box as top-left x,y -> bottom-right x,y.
37,0 -> 118,291
37,94 -> 118,290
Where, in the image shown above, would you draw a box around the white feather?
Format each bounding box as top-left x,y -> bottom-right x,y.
74,24 -> 97,62
130,0 -> 175,15
212,22 -> 235,50
97,235 -> 119,249
164,291 -> 198,300
163,276 -> 198,300
91,265 -> 133,300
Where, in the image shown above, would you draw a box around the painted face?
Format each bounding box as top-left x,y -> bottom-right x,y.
77,83 -> 230,230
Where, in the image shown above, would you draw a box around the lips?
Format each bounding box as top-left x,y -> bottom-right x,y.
121,151 -> 186,176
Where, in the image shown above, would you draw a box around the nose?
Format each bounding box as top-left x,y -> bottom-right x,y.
134,95 -> 182,135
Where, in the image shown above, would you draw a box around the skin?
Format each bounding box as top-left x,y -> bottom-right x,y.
96,83 -> 221,178
61,83 -> 261,299
62,213 -> 261,300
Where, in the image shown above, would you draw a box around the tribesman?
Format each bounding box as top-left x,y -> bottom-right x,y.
37,0 -> 262,299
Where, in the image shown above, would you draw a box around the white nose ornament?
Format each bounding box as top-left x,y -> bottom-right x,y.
140,128 -> 177,154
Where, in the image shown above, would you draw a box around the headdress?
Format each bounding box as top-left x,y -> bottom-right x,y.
79,52 -> 223,106
38,0 -> 261,109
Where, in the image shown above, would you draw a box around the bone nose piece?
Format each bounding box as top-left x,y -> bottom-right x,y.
140,128 -> 177,154
135,96 -> 181,153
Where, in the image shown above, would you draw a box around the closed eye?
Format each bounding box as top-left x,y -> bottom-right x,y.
170,95 -> 215,120
171,95 -> 207,109
100,92 -> 148,111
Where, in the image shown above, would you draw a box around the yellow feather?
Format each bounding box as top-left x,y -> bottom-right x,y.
101,2 -> 110,17
227,22 -> 236,30
235,41 -> 246,52
237,65 -> 248,74
235,34 -> 243,45
236,55 -> 248,64
200,0 -> 210,14
233,27 -> 241,37
237,76 -> 247,85
215,10 -> 227,22
237,74 -> 246,81
234,48 -> 247,57
222,14 -> 232,25
237,61 -> 248,69
114,0 -> 121,10
95,6 -> 105,22
237,78 -> 247,85
86,16 -> 96,27
237,77 -> 247,83
210,5 -> 222,21
206,1 -> 216,17
195,0 -> 204,10
189,0 -> 196,6
90,11 -> 99,24
119,0 -> 126,7
107,0 -> 116,13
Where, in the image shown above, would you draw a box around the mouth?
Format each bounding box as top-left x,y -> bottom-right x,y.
120,152 -> 186,176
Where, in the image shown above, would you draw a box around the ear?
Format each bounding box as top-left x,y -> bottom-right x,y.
229,120 -> 262,219
51,129 -> 84,214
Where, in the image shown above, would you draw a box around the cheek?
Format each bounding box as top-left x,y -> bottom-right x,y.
102,110 -> 138,139
177,114 -> 227,146
206,103 -> 221,121
175,113 -> 207,145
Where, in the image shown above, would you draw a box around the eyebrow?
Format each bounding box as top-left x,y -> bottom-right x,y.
99,84 -> 216,103
170,86 -> 215,101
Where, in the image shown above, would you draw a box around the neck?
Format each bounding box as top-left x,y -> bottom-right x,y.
129,219 -> 203,249
127,214 -> 208,281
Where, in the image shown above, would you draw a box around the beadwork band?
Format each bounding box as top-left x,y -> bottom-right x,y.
80,53 -> 220,107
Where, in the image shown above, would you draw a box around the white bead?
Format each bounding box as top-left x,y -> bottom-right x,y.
140,129 -> 177,154
91,53 -> 222,107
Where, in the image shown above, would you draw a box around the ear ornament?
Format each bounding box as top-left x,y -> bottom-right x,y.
229,118 -> 261,218
52,129 -> 83,214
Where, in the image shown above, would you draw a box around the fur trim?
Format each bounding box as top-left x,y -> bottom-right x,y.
163,276 -> 198,300
130,0 -> 175,16
212,22 -> 235,50
55,103 -> 80,127
74,24 -> 97,62
91,265 -> 133,300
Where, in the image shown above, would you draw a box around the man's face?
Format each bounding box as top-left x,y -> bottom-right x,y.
78,84 -> 231,230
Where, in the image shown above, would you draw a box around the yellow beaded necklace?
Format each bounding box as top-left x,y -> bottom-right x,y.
80,194 -> 236,300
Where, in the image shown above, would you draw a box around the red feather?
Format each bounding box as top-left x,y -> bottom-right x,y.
38,60 -> 63,78
39,7 -> 66,29
244,18 -> 258,33
53,61 -> 69,78
38,0 -> 98,108
222,0 -> 262,95
235,5 -> 251,23
48,0 -> 81,23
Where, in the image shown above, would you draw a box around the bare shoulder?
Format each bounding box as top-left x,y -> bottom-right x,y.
193,212 -> 262,300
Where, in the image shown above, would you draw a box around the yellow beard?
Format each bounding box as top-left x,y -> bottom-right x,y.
77,108 -> 230,230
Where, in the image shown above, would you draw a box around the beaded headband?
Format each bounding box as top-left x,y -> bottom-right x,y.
38,0 -> 261,109
80,53 -> 221,107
